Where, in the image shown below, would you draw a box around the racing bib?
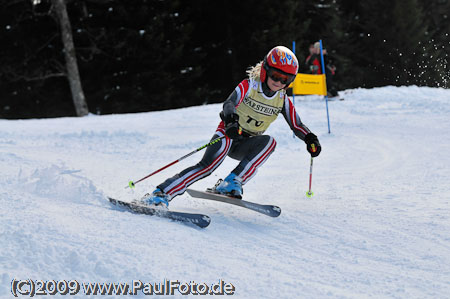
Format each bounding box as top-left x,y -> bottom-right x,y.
236,79 -> 285,135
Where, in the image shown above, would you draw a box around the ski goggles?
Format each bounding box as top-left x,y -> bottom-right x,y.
267,68 -> 295,85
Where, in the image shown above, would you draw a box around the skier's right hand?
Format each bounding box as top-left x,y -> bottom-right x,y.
223,113 -> 242,140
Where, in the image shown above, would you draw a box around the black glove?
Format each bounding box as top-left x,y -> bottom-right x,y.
225,114 -> 241,139
304,133 -> 321,157
220,112 -> 241,140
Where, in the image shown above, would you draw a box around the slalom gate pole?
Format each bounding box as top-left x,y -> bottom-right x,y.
126,135 -> 226,189
319,39 -> 331,134
292,40 -> 296,139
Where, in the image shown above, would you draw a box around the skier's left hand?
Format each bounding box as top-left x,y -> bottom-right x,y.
305,133 -> 321,157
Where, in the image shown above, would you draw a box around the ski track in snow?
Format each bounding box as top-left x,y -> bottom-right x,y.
1,86 -> 449,298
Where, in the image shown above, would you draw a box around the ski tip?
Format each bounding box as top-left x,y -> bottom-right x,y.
197,216 -> 211,228
271,206 -> 282,217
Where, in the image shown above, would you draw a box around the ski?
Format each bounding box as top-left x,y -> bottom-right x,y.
108,197 -> 211,228
186,189 -> 281,217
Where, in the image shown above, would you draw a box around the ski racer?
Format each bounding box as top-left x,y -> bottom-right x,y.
141,46 -> 321,208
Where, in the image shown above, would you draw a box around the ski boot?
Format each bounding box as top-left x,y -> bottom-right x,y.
137,188 -> 170,209
212,173 -> 243,199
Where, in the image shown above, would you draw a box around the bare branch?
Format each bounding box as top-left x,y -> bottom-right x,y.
1,65 -> 65,82
24,72 -> 66,81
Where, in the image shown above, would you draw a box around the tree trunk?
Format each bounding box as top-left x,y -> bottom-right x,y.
52,0 -> 89,116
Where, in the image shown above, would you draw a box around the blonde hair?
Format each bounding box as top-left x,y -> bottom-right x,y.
246,61 -> 263,80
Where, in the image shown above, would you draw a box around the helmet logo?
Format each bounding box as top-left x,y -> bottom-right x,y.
275,48 -> 298,68
270,54 -> 277,65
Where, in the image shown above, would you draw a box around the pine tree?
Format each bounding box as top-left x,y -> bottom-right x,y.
418,0 -> 450,87
346,0 -> 438,87
183,0 -> 304,104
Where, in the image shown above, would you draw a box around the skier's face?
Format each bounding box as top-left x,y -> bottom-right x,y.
267,76 -> 287,91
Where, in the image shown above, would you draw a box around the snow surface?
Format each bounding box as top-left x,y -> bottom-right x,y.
1,86 -> 450,298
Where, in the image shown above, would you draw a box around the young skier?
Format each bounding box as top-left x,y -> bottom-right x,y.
141,46 -> 321,208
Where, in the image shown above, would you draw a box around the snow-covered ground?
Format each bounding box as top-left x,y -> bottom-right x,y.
1,86 -> 449,298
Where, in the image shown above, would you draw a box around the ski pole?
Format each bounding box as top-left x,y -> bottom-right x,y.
126,135 -> 226,189
306,144 -> 315,198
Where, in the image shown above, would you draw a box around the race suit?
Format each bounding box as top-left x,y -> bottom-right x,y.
157,78 -> 312,199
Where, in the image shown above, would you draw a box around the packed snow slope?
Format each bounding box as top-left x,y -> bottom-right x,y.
1,86 -> 450,298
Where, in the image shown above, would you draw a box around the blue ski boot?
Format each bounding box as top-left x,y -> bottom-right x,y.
139,188 -> 170,208
214,173 -> 243,198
